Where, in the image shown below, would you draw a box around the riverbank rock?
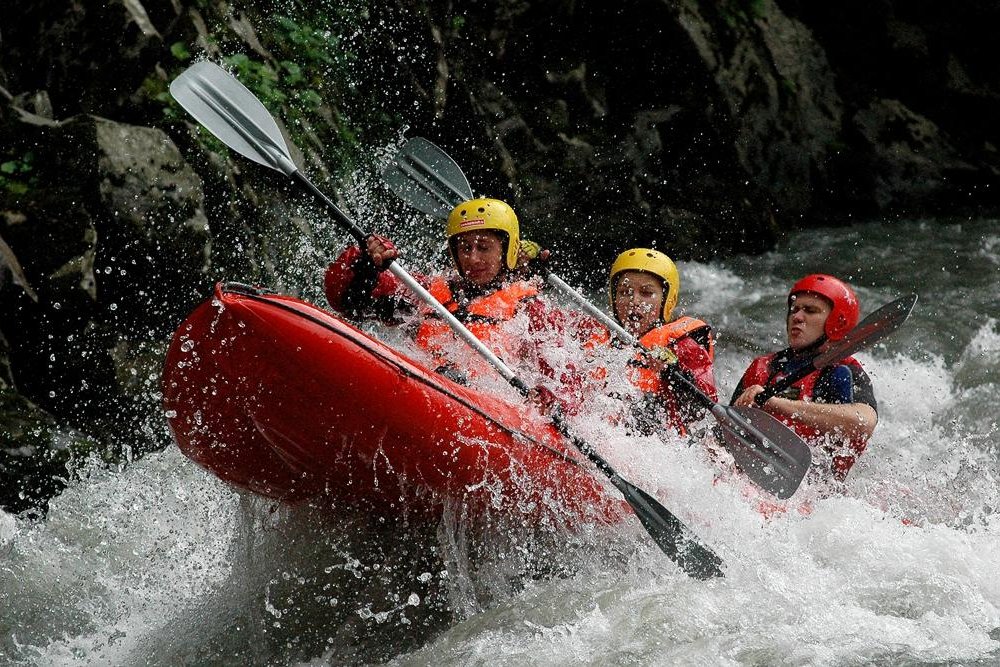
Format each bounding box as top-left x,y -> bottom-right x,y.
0,111 -> 211,510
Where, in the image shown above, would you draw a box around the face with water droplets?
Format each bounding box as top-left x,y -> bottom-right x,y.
453,231 -> 506,286
787,292 -> 832,349
613,270 -> 665,337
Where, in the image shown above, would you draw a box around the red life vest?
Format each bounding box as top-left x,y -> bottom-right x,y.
741,352 -> 869,480
413,277 -> 539,373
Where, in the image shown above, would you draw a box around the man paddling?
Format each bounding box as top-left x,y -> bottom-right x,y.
731,274 -> 878,484
325,197 -> 565,386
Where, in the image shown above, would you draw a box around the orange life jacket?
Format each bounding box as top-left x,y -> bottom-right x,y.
628,317 -> 714,394
414,277 -> 540,372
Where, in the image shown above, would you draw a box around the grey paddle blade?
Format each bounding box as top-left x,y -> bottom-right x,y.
813,293 -> 918,368
714,405 -> 811,500
170,61 -> 297,176
550,410 -> 724,578
617,476 -> 725,579
382,137 -> 473,217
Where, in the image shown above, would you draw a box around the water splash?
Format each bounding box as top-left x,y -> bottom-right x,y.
5,219 -> 1000,665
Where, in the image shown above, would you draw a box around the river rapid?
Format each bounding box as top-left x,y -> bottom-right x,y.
2,217 -> 998,665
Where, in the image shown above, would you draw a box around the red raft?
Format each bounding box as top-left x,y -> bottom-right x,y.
162,282 -> 627,527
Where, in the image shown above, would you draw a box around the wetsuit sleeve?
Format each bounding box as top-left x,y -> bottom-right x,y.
323,245 -> 408,321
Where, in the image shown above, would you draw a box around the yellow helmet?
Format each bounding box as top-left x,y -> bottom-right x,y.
608,248 -> 680,321
446,198 -> 520,271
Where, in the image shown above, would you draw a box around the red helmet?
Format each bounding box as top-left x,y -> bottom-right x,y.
788,274 -> 859,340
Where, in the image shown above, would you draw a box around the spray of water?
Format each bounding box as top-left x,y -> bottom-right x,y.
4,201 -> 998,667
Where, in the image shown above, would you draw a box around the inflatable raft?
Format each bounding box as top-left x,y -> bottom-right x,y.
162,283 -> 627,526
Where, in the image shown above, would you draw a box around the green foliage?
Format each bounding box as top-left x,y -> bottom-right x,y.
216,10 -> 372,174
0,151 -> 36,195
720,0 -> 769,29
140,73 -> 178,120
170,41 -> 192,62
273,16 -> 338,67
144,3 -> 401,177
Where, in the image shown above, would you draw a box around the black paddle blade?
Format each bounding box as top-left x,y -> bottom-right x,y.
612,475 -> 724,579
813,293 -> 918,368
382,137 -> 473,217
715,405 -> 811,500
170,61 -> 297,175
551,411 -> 724,578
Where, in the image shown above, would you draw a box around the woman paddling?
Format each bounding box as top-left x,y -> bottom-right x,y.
591,248 -> 719,436
731,274 -> 878,485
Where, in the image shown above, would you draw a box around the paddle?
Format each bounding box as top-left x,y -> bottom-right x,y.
383,137 -> 812,500
753,293 -> 917,406
169,61 -> 724,579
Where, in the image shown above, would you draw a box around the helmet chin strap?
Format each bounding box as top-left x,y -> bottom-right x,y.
791,335 -> 827,358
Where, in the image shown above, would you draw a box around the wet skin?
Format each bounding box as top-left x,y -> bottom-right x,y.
787,292 -> 832,350
364,230 -> 506,287
453,231 -> 505,286
613,270 -> 666,338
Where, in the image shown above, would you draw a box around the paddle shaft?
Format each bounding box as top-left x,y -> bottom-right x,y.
297,174 -> 721,575
170,63 -> 722,577
303,161 -> 726,575
752,360 -> 821,406
386,151 -> 757,430
383,137 -> 811,498
548,271 -> 808,456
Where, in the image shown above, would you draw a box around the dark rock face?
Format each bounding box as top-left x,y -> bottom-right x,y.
0,111 -> 211,509
395,1 -> 796,262
1,112 -> 209,413
776,0 -> 1000,216
1,0 -> 999,512
852,99 -> 977,210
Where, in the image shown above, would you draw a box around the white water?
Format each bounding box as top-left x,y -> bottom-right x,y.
3,220 -> 999,665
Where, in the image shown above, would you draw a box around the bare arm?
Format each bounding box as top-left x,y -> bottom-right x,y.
734,384 -> 877,439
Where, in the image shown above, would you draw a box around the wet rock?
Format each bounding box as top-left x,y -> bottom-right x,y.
0,385 -> 99,514
0,112 -> 210,459
389,0 -> 842,269
852,99 -> 977,211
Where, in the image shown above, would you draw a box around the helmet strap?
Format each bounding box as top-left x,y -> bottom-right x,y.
787,335 -> 826,360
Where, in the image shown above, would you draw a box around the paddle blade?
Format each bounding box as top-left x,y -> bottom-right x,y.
714,405 -> 811,500
611,476 -> 724,579
170,61 -> 297,175
813,293 -> 918,368
382,137 -> 473,217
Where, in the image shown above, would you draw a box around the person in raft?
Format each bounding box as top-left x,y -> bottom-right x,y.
324,197 -> 559,386
731,274 -> 877,484
597,248 -> 718,436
